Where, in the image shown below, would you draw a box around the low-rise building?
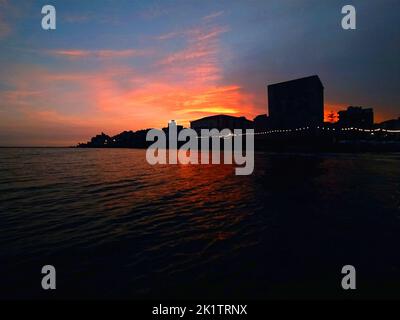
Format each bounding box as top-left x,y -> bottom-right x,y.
338,106 -> 374,128
190,115 -> 253,133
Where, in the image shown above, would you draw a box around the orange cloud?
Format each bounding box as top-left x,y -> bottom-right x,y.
0,20 -> 259,145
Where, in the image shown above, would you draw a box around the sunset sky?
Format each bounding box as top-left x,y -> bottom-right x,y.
0,0 -> 399,146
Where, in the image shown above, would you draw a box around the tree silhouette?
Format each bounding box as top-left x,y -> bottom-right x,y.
327,111 -> 338,123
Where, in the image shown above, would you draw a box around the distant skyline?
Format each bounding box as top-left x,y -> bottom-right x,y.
0,0 -> 399,146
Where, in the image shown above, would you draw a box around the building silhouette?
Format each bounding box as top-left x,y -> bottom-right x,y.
253,114 -> 270,132
378,117 -> 400,130
90,132 -> 110,147
268,75 -> 324,129
338,106 -> 374,128
190,115 -> 253,133
162,120 -> 184,133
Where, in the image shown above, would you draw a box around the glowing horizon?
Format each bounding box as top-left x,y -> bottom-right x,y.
0,0 -> 399,146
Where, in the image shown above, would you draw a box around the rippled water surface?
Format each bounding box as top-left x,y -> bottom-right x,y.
1,148 -> 400,299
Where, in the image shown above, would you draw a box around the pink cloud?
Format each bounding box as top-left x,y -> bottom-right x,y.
155,31 -> 181,41
0,20 -> 261,145
47,49 -> 149,59
202,10 -> 225,21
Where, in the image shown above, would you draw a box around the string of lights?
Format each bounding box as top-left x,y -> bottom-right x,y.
198,126 -> 400,139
